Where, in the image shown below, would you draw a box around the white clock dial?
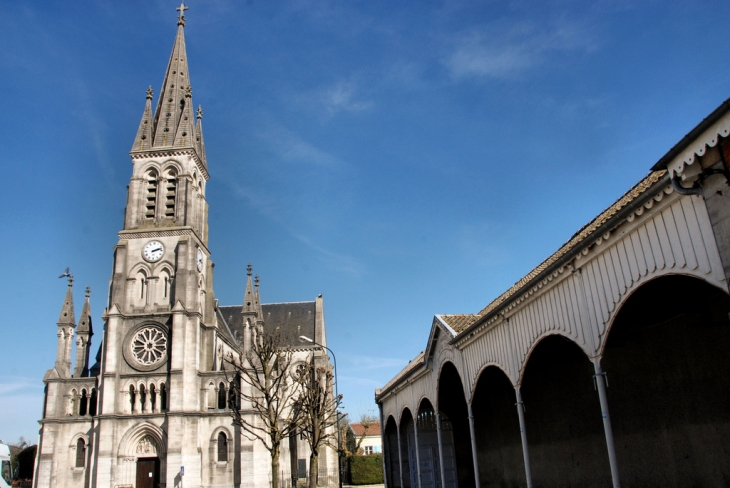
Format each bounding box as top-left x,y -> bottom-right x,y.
197,249 -> 204,271
143,241 -> 165,262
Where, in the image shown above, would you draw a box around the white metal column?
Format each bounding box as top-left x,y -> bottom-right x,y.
514,386 -> 533,488
466,402 -> 481,488
592,358 -> 620,488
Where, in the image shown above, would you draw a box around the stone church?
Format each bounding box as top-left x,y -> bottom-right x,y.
33,7 -> 337,488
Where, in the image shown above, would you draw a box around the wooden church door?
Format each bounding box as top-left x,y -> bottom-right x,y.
135,457 -> 160,488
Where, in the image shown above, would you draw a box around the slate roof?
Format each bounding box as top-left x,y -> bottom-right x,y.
350,422 -> 381,436
218,301 -> 316,347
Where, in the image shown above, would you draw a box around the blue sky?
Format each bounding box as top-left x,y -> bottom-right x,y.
1,0 -> 729,443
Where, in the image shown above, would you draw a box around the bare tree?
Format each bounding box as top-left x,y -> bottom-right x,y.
298,360 -> 342,488
340,412 -> 378,457
226,327 -> 305,488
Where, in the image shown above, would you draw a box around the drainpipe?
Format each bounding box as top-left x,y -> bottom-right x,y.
593,358 -> 620,488
397,424 -> 405,488
435,412 -> 447,488
413,415 -> 422,488
466,402 -> 481,488
514,387 -> 533,488
671,174 -> 702,196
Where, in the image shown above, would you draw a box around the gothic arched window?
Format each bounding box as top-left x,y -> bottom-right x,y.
136,270 -> 148,304
75,438 -> 86,468
217,432 -> 228,462
144,171 -> 158,219
139,384 -> 147,412
129,385 -> 136,413
160,383 -> 167,411
217,382 -> 226,410
79,389 -> 88,416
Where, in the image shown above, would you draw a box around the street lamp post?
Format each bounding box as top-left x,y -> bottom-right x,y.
299,335 -> 343,488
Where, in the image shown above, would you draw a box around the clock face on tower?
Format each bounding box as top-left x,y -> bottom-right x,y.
143,241 -> 165,262
197,249 -> 203,271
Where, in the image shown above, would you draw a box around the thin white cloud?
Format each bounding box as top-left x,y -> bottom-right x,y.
321,81 -> 374,114
257,124 -> 343,169
0,376 -> 42,395
293,233 -> 367,278
343,355 -> 408,371
444,17 -> 598,80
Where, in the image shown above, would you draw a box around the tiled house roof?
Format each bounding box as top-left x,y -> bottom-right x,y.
351,422 -> 381,436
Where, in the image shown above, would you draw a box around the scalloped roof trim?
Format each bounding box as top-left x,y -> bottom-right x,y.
667,113 -> 730,176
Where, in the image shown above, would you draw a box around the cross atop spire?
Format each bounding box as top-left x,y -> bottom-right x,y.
177,2 -> 188,26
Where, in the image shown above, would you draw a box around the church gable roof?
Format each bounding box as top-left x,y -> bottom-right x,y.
218,301 -> 316,347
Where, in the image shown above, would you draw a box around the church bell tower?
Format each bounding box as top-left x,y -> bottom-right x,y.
93,5 -> 216,484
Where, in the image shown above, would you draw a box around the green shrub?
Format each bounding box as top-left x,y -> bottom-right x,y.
349,454 -> 383,485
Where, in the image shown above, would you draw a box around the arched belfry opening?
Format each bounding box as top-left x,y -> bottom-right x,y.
471,366 -> 524,486
438,362 -> 475,488
520,335 -> 610,486
601,274 -> 730,485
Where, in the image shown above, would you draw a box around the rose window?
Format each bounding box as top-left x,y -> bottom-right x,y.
132,327 -> 167,365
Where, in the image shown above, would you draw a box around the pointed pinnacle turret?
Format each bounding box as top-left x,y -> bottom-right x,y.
254,275 -> 264,325
74,286 -> 93,378
242,264 -> 256,314
57,275 -> 76,326
77,286 -> 93,335
195,105 -> 207,167
131,87 -> 154,151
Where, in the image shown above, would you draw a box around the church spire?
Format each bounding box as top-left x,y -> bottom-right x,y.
55,275 -> 76,378
74,286 -> 94,378
134,3 -> 199,159
57,275 -> 76,326
242,264 -> 256,315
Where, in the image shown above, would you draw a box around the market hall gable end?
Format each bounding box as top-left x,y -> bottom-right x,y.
35,8 -> 336,488
376,100 -> 730,488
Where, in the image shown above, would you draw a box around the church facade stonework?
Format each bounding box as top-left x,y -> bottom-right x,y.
34,8 -> 336,488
